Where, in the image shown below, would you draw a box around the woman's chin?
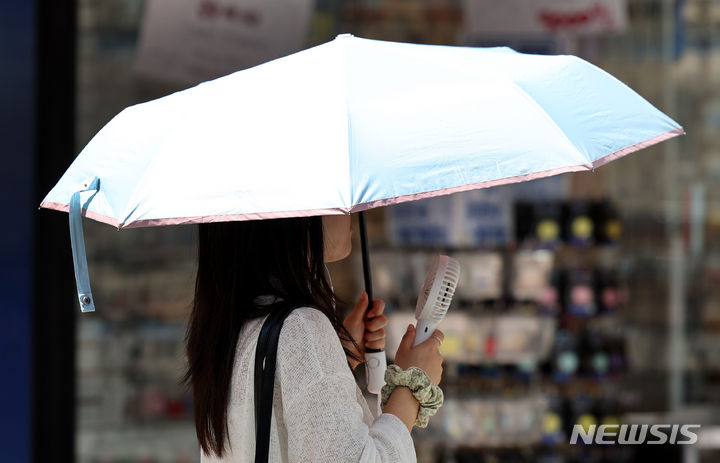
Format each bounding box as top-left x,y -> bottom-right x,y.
325,245 -> 352,263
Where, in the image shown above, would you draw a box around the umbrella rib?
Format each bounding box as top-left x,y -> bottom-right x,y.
339,37 -> 354,210
509,80 -> 591,168
117,122 -> 182,228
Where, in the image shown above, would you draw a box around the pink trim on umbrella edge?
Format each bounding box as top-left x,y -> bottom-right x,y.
349,127 -> 684,213
120,207 -> 351,228
39,127 -> 683,227
39,201 -> 350,229
591,127 -> 683,169
40,201 -> 123,228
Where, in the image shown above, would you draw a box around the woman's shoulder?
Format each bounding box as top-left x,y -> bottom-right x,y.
280,306 -> 339,346
284,306 -> 333,331
277,306 -> 348,374
275,306 -> 352,404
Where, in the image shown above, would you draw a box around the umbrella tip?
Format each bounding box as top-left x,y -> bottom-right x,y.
336,33 -> 354,39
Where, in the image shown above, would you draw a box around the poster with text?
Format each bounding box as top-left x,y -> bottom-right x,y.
461,0 -> 627,38
135,0 -> 313,84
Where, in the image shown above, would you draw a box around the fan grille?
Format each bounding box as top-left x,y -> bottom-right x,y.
416,255 -> 460,321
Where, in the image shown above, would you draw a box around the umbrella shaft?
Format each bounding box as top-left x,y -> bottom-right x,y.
358,211 -> 382,354
358,210 -> 374,306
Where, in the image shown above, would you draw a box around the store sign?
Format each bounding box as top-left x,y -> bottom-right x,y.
135,0 -> 313,83
461,0 -> 628,36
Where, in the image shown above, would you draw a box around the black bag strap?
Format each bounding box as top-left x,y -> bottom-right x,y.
253,304 -> 321,463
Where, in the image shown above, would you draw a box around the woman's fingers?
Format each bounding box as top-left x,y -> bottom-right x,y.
365,314 -> 388,332
363,299 -> 387,350
365,330 -> 386,350
365,340 -> 385,351
365,299 -> 386,319
417,329 -> 445,351
397,324 -> 416,351
347,291 -> 369,323
364,328 -> 386,342
432,329 -> 444,343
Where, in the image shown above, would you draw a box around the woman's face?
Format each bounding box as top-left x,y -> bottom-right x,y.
322,214 -> 353,263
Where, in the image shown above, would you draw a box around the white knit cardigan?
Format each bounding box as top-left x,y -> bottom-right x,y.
201,306 -> 417,462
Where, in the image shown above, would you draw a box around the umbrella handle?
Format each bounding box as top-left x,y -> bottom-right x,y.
69,177 -> 100,312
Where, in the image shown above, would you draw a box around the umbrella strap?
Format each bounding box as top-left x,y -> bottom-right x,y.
69,177 -> 100,312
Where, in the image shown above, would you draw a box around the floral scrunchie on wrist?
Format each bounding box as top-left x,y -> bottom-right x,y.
380,365 -> 444,428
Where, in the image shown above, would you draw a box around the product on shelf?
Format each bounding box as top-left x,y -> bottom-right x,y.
511,250 -> 555,302
494,316 -> 556,364
533,201 -> 563,248
566,267 -> 597,317
590,199 -> 622,245
456,251 -> 504,301
564,200 -> 595,247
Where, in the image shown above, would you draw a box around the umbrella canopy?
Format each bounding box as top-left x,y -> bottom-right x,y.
41,34 -> 683,311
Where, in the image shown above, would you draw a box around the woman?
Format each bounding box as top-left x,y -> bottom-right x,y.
184,214 -> 445,462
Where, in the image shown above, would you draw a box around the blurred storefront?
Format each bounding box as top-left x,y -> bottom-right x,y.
42,0 -> 720,461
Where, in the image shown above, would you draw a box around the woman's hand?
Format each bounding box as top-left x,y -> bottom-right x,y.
393,324 -> 444,384
342,291 -> 388,370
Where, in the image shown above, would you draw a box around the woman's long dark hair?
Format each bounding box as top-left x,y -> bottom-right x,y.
183,216 -> 360,457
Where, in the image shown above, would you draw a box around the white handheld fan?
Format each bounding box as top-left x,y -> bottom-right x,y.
413,255 -> 461,346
